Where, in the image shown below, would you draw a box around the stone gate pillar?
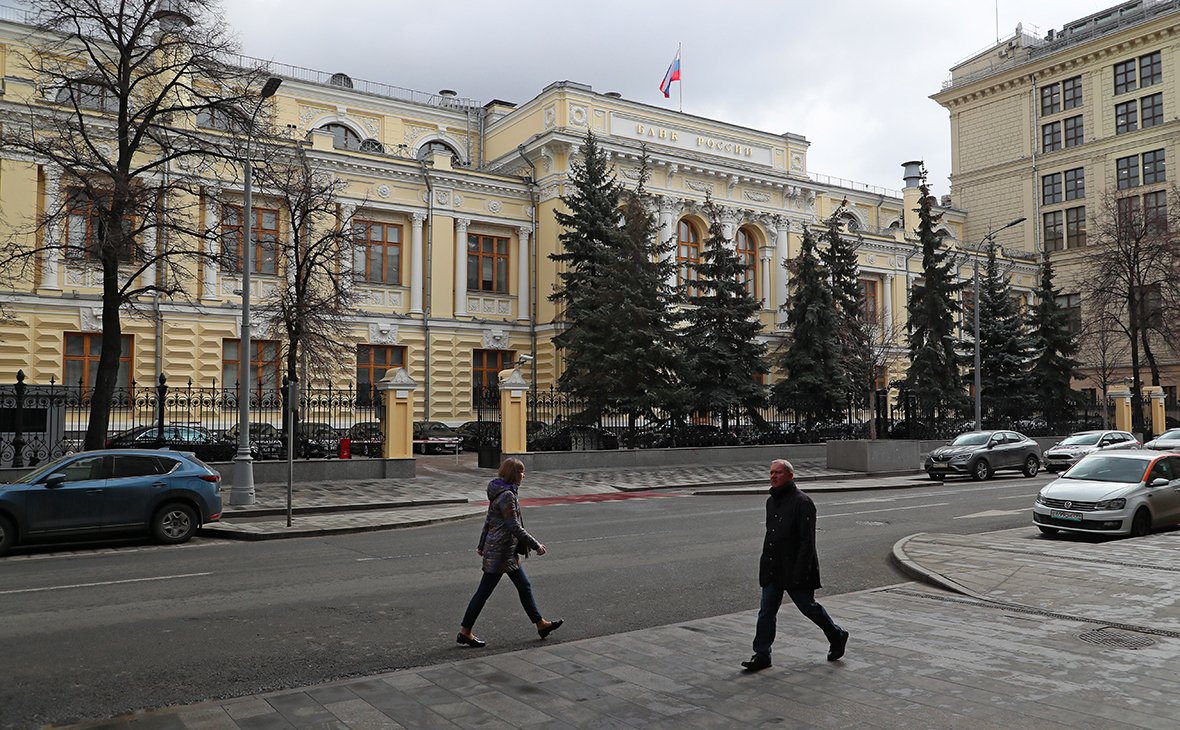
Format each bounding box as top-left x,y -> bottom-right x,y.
498,367 -> 530,455
376,368 -> 417,459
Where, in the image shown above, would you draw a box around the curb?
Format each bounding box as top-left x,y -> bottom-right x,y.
220,497 -> 468,519
889,533 -> 987,599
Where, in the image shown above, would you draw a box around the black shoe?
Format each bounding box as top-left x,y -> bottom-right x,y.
456,632 -> 486,648
538,619 -> 563,639
827,629 -> 849,661
741,654 -> 771,671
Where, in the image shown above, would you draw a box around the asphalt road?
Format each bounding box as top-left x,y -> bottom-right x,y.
0,472 -> 1051,730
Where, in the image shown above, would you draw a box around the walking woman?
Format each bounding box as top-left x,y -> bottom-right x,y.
457,458 -> 563,647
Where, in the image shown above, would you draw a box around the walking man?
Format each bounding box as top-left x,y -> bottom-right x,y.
743,459 -> 848,671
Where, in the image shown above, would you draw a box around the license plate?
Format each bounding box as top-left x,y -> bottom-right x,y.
1051,510 -> 1083,521
931,464 -> 949,470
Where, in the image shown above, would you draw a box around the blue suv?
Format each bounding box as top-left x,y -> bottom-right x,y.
0,449 -> 222,556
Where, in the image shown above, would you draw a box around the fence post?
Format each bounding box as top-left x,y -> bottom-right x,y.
11,370 -> 26,468
498,368 -> 530,455
375,368 -> 417,459
155,374 -> 168,448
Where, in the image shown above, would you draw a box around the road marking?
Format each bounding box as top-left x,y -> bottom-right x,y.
0,572 -> 213,595
822,502 -> 950,519
954,509 -> 1028,519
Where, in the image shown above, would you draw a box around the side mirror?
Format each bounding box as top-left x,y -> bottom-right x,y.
1150,477 -> 1170,488
44,473 -> 67,489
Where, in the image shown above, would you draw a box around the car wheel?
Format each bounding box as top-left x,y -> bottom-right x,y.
1022,455 -> 1040,478
0,514 -> 15,556
1038,526 -> 1058,537
1129,508 -> 1152,538
152,503 -> 198,545
971,459 -> 991,481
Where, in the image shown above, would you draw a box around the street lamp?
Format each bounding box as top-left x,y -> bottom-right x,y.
230,75 -> 282,506
973,217 -> 1026,432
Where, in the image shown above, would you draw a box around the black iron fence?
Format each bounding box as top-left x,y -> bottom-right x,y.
1,372 -> 378,468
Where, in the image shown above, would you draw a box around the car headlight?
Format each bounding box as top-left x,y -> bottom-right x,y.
950,454 -> 971,463
1036,493 -> 1047,505
1095,498 -> 1126,510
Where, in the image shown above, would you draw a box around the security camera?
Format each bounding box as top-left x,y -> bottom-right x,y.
519,355 -> 534,362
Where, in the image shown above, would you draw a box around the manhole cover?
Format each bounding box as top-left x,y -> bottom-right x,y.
1077,628 -> 1156,649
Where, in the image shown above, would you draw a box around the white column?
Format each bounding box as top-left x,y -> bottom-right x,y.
775,218 -> 791,326
454,217 -> 469,316
409,212 -> 425,314
516,225 -> 531,321
40,168 -> 62,291
142,226 -> 159,290
340,203 -> 356,298
202,198 -> 220,302
883,273 -> 895,337
759,245 -> 774,310
658,197 -> 678,290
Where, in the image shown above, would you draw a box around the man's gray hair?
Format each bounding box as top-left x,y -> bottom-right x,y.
772,458 -> 793,474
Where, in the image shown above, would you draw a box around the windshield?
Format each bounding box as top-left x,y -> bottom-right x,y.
1065,455 -> 1149,483
1161,430 -> 1180,440
951,433 -> 991,446
13,453 -> 80,484
1060,433 -> 1102,446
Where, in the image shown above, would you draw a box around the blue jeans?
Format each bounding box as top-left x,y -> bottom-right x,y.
461,568 -> 542,629
753,583 -> 842,657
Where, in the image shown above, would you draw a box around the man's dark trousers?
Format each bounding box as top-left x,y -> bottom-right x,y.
753,583 -> 843,657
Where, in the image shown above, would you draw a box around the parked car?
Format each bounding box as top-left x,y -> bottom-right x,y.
456,420 -> 547,452
413,421 -> 461,454
0,449 -> 222,556
1033,450 -> 1180,538
924,430 -> 1042,481
1144,429 -> 1180,452
220,422 -> 285,460
106,424 -> 236,462
529,423 -> 619,452
348,422 -> 384,457
296,421 -> 340,458
1043,430 -> 1140,473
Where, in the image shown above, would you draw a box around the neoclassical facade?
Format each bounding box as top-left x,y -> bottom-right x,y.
0,12 -> 1042,426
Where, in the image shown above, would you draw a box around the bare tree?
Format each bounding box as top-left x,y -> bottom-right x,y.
1079,304 -> 1131,430
1081,183 -> 1180,435
0,0 -> 265,450
845,306 -> 910,440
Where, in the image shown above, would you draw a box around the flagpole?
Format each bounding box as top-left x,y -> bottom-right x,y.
678,43 -> 683,113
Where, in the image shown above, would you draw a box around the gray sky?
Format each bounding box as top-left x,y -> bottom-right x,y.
224,0 -> 1101,198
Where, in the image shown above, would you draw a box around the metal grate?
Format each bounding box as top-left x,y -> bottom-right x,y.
1077,628 -> 1156,649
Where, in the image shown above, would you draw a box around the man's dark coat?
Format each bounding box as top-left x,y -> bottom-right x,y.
758,480 -> 822,590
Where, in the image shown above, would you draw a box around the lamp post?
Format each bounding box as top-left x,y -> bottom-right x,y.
973,217 -> 1026,432
230,75 -> 282,506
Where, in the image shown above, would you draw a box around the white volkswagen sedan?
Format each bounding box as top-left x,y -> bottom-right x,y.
1033,450 -> 1180,538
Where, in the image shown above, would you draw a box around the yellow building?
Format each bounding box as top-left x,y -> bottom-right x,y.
933,0 -> 1180,410
0,9 -> 1037,437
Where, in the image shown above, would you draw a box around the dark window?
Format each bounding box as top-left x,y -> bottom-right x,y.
65,189 -> 135,263
56,80 -> 117,113
64,333 -> 132,389
1042,173 -> 1062,204
1057,293 -> 1081,334
1042,121 -> 1061,152
353,220 -> 402,285
221,205 -> 279,275
1140,51 -> 1162,88
357,345 -> 405,404
112,455 -> 171,478
1064,115 -> 1084,147
1116,100 -> 1138,134
473,350 -> 515,393
1141,93 -> 1163,128
1117,155 -> 1140,189
677,220 -> 702,296
1041,83 -> 1060,115
1143,149 -> 1166,185
1043,211 -> 1063,252
859,279 -> 877,321
1066,207 -> 1086,249
323,123 -> 363,151
736,227 -> 757,298
1118,196 -> 1142,240
1115,59 -> 1137,95
1063,76 -> 1083,109
466,234 -> 509,293
222,339 -> 280,395
1065,168 -> 1085,201
1135,284 -> 1163,327
1144,190 -> 1168,235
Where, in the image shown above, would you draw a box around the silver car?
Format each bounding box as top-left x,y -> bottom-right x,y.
1144,429 -> 1180,451
1043,430 -> 1140,473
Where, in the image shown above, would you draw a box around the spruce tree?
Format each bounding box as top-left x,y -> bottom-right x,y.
1027,255 -> 1084,427
774,226 -> 847,435
904,170 -> 967,430
681,198 -> 768,429
974,245 -> 1032,426
819,201 -> 863,322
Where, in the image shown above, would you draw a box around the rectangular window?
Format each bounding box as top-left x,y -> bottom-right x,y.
873,366 -> 887,392
1041,83 -> 1060,115
1116,100 -> 1138,134
1135,284 -> 1163,327
1144,190 -> 1168,235
473,349 -> 515,397
222,339 -> 281,395
1117,155 -> 1140,189
353,220 -> 402,285
1118,196 -> 1142,240
1143,149 -> 1166,185
1115,58 -> 1137,95
65,189 -> 134,263
1056,293 -> 1082,334
1043,211 -> 1064,252
736,228 -> 757,298
1042,121 -> 1062,152
1063,76 -> 1083,109
1066,207 -> 1087,249
221,205 -> 280,275
1141,92 -> 1163,128
1064,115 -> 1084,147
64,333 -> 132,389
1140,51 -> 1162,88
1064,168 -> 1085,201
859,279 -> 877,321
1042,172 -> 1063,204
960,289 -> 975,336
467,234 -> 510,293
357,344 -> 405,405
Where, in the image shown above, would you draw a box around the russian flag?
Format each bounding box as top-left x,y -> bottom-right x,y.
660,48 -> 680,98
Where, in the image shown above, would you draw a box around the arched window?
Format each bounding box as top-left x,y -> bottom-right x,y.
417,140 -> 460,161
736,227 -> 757,298
677,220 -> 701,295
323,123 -> 363,151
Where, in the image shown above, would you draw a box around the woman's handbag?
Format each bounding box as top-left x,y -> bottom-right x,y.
515,540 -> 529,555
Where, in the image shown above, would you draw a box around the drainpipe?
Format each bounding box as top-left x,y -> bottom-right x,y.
420,158 -> 434,420
517,144 -> 539,414
1031,74 -> 1042,263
